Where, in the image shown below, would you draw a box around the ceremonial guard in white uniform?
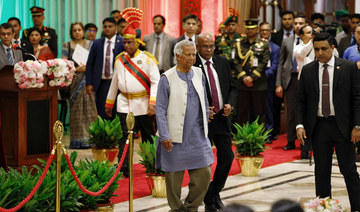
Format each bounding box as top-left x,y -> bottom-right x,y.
105,8 -> 160,177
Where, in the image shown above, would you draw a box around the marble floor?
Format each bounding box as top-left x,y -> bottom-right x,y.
63,132 -> 357,212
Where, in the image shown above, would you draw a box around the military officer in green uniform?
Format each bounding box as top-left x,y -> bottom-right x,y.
22,6 -> 58,57
215,15 -> 241,63
233,19 -> 270,125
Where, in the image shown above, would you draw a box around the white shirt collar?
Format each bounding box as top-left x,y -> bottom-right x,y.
155,32 -> 164,39
2,42 -> 11,50
105,35 -> 116,43
184,34 -> 195,41
198,54 -> 214,67
318,55 -> 335,68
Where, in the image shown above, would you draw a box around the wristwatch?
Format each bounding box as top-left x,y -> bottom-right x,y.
354,126 -> 360,130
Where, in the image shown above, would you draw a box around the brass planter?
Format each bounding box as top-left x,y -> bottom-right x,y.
80,204 -> 114,212
91,147 -> 119,166
95,204 -> 114,212
236,155 -> 264,177
145,174 -> 167,198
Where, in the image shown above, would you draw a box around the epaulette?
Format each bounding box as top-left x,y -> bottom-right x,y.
23,29 -> 28,37
45,26 -> 55,31
115,51 -> 126,60
144,51 -> 159,65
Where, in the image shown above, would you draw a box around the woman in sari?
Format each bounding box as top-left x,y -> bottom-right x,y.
28,27 -> 54,60
61,22 -> 97,149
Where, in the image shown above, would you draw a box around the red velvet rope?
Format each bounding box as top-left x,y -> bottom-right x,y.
0,153 -> 54,212
64,144 -> 129,196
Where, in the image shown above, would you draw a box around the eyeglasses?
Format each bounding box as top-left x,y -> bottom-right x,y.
200,45 -> 215,50
259,29 -> 271,32
87,30 -> 97,33
0,32 -> 13,37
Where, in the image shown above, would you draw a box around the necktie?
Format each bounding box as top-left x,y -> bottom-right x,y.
105,40 -> 111,78
322,64 -> 330,118
286,32 -> 290,37
155,36 -> 160,61
292,37 -> 300,72
188,37 -> 192,42
351,36 -> 356,46
6,48 -> 14,65
206,61 -> 220,113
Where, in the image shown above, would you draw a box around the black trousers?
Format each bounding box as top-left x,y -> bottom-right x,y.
95,79 -> 116,120
284,74 -> 298,144
236,90 -> 266,125
312,117 -> 360,211
117,112 -> 155,170
204,111 -> 234,204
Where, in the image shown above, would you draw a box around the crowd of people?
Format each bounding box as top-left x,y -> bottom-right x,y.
1,5 -> 360,212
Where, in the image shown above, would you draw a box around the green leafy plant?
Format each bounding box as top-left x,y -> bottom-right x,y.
0,151 -> 122,211
136,136 -> 164,175
88,115 -> 123,149
232,117 -> 271,156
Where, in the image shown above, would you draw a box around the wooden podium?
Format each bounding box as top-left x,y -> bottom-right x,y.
0,65 -> 58,168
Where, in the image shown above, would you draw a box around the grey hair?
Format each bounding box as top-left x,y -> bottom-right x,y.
173,40 -> 195,57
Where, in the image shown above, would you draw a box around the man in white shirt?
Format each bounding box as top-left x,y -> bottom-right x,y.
170,14 -> 199,66
296,32 -> 360,211
143,15 -> 175,73
85,17 -> 124,120
7,17 -> 34,61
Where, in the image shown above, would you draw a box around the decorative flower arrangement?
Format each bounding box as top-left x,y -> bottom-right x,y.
13,60 -> 47,89
46,59 -> 75,87
303,197 -> 345,212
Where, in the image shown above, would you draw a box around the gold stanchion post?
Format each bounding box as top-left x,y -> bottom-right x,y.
126,113 -> 135,212
53,121 -> 64,212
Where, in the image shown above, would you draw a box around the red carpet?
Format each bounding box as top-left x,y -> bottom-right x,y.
111,134 -> 302,203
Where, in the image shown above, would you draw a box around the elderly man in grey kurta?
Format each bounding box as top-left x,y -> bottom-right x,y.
155,40 -> 214,212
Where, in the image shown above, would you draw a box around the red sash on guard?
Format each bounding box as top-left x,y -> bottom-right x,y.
119,54 -> 151,94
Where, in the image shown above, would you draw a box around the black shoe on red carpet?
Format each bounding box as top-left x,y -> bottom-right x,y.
283,143 -> 295,150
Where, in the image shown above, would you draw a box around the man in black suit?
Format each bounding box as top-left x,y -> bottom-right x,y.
270,10 -> 294,139
85,17 -> 124,120
276,15 -> 307,157
271,10 -> 294,47
194,33 -> 237,212
338,13 -> 360,58
170,14 -> 199,67
296,32 -> 360,211
7,17 -> 34,61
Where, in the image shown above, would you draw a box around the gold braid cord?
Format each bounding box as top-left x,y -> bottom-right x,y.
236,41 -> 254,68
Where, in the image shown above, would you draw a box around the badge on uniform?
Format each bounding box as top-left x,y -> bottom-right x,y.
137,60 -> 142,65
253,57 -> 258,67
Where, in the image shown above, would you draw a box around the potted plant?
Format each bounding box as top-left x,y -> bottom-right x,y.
88,115 -> 123,166
136,136 -> 166,198
0,151 -> 122,211
232,117 -> 271,177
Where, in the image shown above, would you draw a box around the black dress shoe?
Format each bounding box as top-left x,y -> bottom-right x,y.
205,204 -> 218,212
301,151 -> 310,159
283,143 -> 295,150
214,196 -> 224,209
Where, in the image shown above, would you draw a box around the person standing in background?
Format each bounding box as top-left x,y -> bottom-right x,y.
7,17 -> 34,61
22,6 -> 58,57
85,17 -> 124,120
61,22 -> 97,149
143,15 -> 175,73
